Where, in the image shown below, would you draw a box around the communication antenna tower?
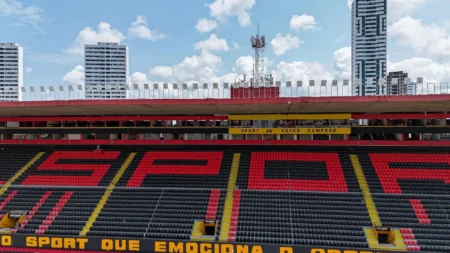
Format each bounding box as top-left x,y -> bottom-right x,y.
251,23 -> 266,87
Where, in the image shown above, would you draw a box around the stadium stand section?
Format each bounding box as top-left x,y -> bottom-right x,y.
0,146 -> 449,253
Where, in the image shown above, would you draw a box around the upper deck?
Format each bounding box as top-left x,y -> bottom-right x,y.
1,94 -> 450,116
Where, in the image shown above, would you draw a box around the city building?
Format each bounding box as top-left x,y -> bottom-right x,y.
387,71 -> 409,95
84,42 -> 129,99
407,82 -> 417,95
351,0 -> 387,96
0,43 -> 23,101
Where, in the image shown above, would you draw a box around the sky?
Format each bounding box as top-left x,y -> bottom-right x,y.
1,0 -> 450,92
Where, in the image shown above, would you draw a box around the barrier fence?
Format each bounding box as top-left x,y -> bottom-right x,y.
10,79 -> 450,101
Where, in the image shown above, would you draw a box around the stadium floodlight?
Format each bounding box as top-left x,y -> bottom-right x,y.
275,81 -> 281,87
308,80 -> 315,97
49,86 -> 55,92
286,81 -> 292,97
212,83 -> 219,98
68,85 -> 74,91
163,83 -> 169,99
77,84 -> 82,91
417,77 -> 424,95
40,86 -> 46,101
192,83 -> 199,98
331,80 -> 338,96
172,83 -> 179,98
153,83 -> 159,99
297,81 -> 302,87
320,80 -> 327,97
124,84 -> 130,90
202,83 -> 209,98
133,83 -> 140,98
20,87 -> 26,101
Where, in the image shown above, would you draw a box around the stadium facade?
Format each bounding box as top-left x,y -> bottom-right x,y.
0,95 -> 448,253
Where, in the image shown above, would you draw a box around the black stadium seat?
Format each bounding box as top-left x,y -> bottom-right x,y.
0,146 -> 449,252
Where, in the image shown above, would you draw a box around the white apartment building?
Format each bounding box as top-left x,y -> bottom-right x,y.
84,42 -> 129,99
0,43 -> 23,101
352,0 -> 387,96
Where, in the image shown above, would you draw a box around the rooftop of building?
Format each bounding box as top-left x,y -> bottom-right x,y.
0,94 -> 449,116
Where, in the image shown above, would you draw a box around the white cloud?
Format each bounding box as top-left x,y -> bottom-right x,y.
271,61 -> 333,83
388,57 -> 450,85
128,15 -> 165,41
333,47 -> 351,80
232,41 -> 239,50
235,55 -> 271,75
347,0 -> 429,22
195,18 -> 218,33
194,34 -> 230,52
388,16 -> 450,60
149,66 -> 173,78
25,67 -> 33,73
235,55 -> 254,74
207,0 -> 255,27
149,50 -> 222,83
290,14 -> 317,31
131,72 -> 151,85
387,0 -> 428,22
62,65 -> 84,86
66,22 -> 125,54
0,0 -> 44,29
271,33 -> 302,56
347,0 -> 353,9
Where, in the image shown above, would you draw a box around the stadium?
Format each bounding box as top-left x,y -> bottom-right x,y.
0,93 -> 449,253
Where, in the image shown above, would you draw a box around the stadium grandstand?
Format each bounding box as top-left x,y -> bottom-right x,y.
0,94 -> 450,253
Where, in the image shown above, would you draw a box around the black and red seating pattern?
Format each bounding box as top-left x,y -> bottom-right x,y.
117,149 -> 233,189
0,147 -> 449,252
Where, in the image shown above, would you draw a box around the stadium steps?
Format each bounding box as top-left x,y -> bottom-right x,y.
350,154 -> 382,226
219,153 -> 240,242
0,152 -> 45,196
190,220 -> 214,241
79,152 -> 136,236
365,228 -> 407,251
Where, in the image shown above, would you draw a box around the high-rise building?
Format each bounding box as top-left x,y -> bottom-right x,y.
387,71 -> 409,95
0,43 -> 23,101
407,82 -> 417,95
84,42 -> 129,99
352,0 -> 387,96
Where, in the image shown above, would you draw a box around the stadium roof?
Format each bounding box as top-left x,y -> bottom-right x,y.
1,95 -> 450,116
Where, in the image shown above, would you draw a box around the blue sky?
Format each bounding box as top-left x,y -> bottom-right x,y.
1,0 -> 450,89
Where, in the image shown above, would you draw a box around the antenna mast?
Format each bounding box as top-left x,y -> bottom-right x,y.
251,23 -> 266,87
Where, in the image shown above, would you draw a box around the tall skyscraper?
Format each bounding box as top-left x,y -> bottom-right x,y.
387,71 -> 410,95
352,0 -> 387,96
0,43 -> 23,101
84,42 -> 129,99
